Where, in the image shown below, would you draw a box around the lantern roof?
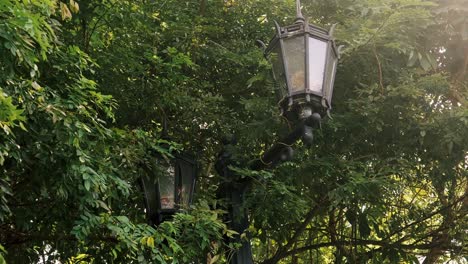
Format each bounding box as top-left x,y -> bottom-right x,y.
264,0 -> 338,57
294,0 -> 305,23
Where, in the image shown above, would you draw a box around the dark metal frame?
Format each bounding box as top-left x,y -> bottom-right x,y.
141,153 -> 197,226
265,0 -> 340,121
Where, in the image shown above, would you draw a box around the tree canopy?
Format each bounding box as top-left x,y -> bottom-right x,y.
0,0 -> 467,263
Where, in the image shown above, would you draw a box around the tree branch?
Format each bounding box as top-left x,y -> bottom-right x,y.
279,238 -> 464,259
261,198 -> 324,264
373,45 -> 384,93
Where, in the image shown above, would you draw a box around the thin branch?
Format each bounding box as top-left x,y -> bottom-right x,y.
454,45 -> 468,84
373,45 -> 384,93
340,11 -> 394,65
89,12 -> 108,37
384,193 -> 467,241
261,198 -> 324,264
281,238 -> 464,259
199,0 -> 207,17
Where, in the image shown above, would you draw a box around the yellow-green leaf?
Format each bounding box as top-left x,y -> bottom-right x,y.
147,236 -> 155,248
60,2 -> 72,20
70,0 -> 79,13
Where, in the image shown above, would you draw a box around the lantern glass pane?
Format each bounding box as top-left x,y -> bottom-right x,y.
177,160 -> 195,208
284,37 -> 306,93
324,51 -> 337,104
159,164 -> 175,209
141,175 -> 158,217
307,37 -> 328,93
269,44 -> 287,99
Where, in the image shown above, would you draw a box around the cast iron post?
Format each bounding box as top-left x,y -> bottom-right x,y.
215,114 -> 320,263
215,136 -> 254,264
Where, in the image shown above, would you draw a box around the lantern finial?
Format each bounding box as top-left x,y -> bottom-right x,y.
295,0 -> 305,23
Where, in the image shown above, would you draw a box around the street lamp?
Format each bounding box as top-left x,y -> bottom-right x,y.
265,0 -> 340,123
217,1 -> 341,264
141,153 -> 197,226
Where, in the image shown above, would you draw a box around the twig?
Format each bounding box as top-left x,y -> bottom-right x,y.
373,45 -> 384,93
261,197 -> 325,264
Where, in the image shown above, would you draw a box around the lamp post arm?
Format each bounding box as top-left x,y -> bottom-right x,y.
250,113 -> 321,170
250,124 -> 306,170
215,114 -> 321,264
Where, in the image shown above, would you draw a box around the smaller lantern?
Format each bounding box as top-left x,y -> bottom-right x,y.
266,0 -> 341,122
141,153 -> 197,225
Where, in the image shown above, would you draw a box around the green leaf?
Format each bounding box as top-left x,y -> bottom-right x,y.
419,56 -> 432,71
407,50 -> 418,67
84,180 -> 91,191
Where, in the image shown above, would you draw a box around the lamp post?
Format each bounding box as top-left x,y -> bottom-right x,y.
141,153 -> 197,226
216,1 -> 341,263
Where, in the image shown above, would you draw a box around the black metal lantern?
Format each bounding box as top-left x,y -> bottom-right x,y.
265,0 -> 341,122
141,153 -> 197,225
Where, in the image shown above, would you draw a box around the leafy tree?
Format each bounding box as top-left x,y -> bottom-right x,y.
1,0 -> 466,263
1,1 -> 229,263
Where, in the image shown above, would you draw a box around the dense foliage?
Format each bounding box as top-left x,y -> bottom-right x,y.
0,0 -> 466,263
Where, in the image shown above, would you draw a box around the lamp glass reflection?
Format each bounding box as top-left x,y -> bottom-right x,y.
307,37 -> 328,93
270,45 -> 288,99
283,37 -> 305,93
159,165 -> 175,210
324,50 -> 337,103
